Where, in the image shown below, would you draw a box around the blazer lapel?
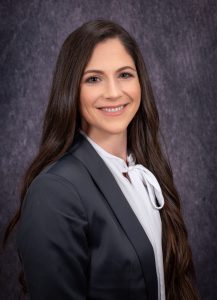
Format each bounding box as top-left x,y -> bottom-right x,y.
69,132 -> 158,300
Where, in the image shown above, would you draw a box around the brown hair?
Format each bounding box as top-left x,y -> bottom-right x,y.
4,19 -> 199,299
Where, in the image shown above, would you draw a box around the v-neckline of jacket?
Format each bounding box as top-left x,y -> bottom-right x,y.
68,132 -> 158,300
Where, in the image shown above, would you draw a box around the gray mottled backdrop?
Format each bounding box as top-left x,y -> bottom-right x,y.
0,1 -> 216,299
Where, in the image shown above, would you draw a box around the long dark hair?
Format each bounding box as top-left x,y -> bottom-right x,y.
4,19 -> 199,299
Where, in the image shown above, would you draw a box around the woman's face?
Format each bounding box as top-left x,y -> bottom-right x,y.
79,38 -> 141,138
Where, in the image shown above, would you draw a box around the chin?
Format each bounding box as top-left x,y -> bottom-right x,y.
101,126 -> 129,135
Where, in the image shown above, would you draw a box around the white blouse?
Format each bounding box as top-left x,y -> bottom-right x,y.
80,130 -> 166,300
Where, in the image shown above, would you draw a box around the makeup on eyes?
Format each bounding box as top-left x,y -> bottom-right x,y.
85,72 -> 134,84
83,65 -> 136,75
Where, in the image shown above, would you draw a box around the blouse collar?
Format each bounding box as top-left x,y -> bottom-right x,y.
79,130 -> 164,210
79,129 -> 135,173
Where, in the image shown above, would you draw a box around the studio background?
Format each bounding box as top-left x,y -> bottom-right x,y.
0,1 -> 216,299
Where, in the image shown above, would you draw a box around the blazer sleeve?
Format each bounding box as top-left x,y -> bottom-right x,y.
17,172 -> 89,300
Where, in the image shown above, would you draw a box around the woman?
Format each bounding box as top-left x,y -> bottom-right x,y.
4,19 -> 199,299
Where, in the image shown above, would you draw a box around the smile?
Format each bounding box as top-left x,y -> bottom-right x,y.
98,104 -> 128,116
101,105 -> 124,112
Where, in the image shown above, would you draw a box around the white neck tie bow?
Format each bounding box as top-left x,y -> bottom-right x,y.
126,153 -> 165,210
79,130 -> 164,210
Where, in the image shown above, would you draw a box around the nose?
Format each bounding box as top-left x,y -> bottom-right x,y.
103,77 -> 122,99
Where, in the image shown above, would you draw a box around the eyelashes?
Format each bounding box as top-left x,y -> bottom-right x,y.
85,72 -> 134,84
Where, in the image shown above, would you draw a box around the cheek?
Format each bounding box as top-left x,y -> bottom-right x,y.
79,95 -> 97,124
136,85 -> 141,106
79,98 -> 89,123
79,89 -> 92,114
127,81 -> 141,104
126,78 -> 140,93
80,86 -> 99,109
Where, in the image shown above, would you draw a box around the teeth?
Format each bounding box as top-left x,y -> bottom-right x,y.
101,105 -> 124,112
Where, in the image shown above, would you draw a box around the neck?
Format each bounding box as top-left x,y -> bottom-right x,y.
81,128 -> 128,163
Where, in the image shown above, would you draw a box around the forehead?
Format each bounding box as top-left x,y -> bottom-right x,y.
84,38 -> 135,70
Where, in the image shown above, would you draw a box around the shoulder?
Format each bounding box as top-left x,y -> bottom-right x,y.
17,154 -> 89,263
42,152 -> 87,181
30,151 -> 90,192
22,152 -> 90,217
17,153 -> 90,246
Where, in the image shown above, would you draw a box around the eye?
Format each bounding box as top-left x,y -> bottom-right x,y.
119,72 -> 133,79
85,76 -> 101,84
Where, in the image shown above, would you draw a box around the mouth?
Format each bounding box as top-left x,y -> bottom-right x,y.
97,103 -> 129,116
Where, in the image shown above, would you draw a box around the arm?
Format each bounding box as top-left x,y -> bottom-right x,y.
17,173 -> 89,300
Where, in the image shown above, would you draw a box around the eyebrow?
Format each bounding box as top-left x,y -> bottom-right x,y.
83,66 -> 136,75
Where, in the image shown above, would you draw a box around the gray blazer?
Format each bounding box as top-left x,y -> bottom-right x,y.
17,131 -> 158,300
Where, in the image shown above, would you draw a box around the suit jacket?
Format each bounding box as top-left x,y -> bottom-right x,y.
17,131 -> 159,300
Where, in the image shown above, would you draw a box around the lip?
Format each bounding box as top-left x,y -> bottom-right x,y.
97,103 -> 129,109
97,103 -> 129,117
